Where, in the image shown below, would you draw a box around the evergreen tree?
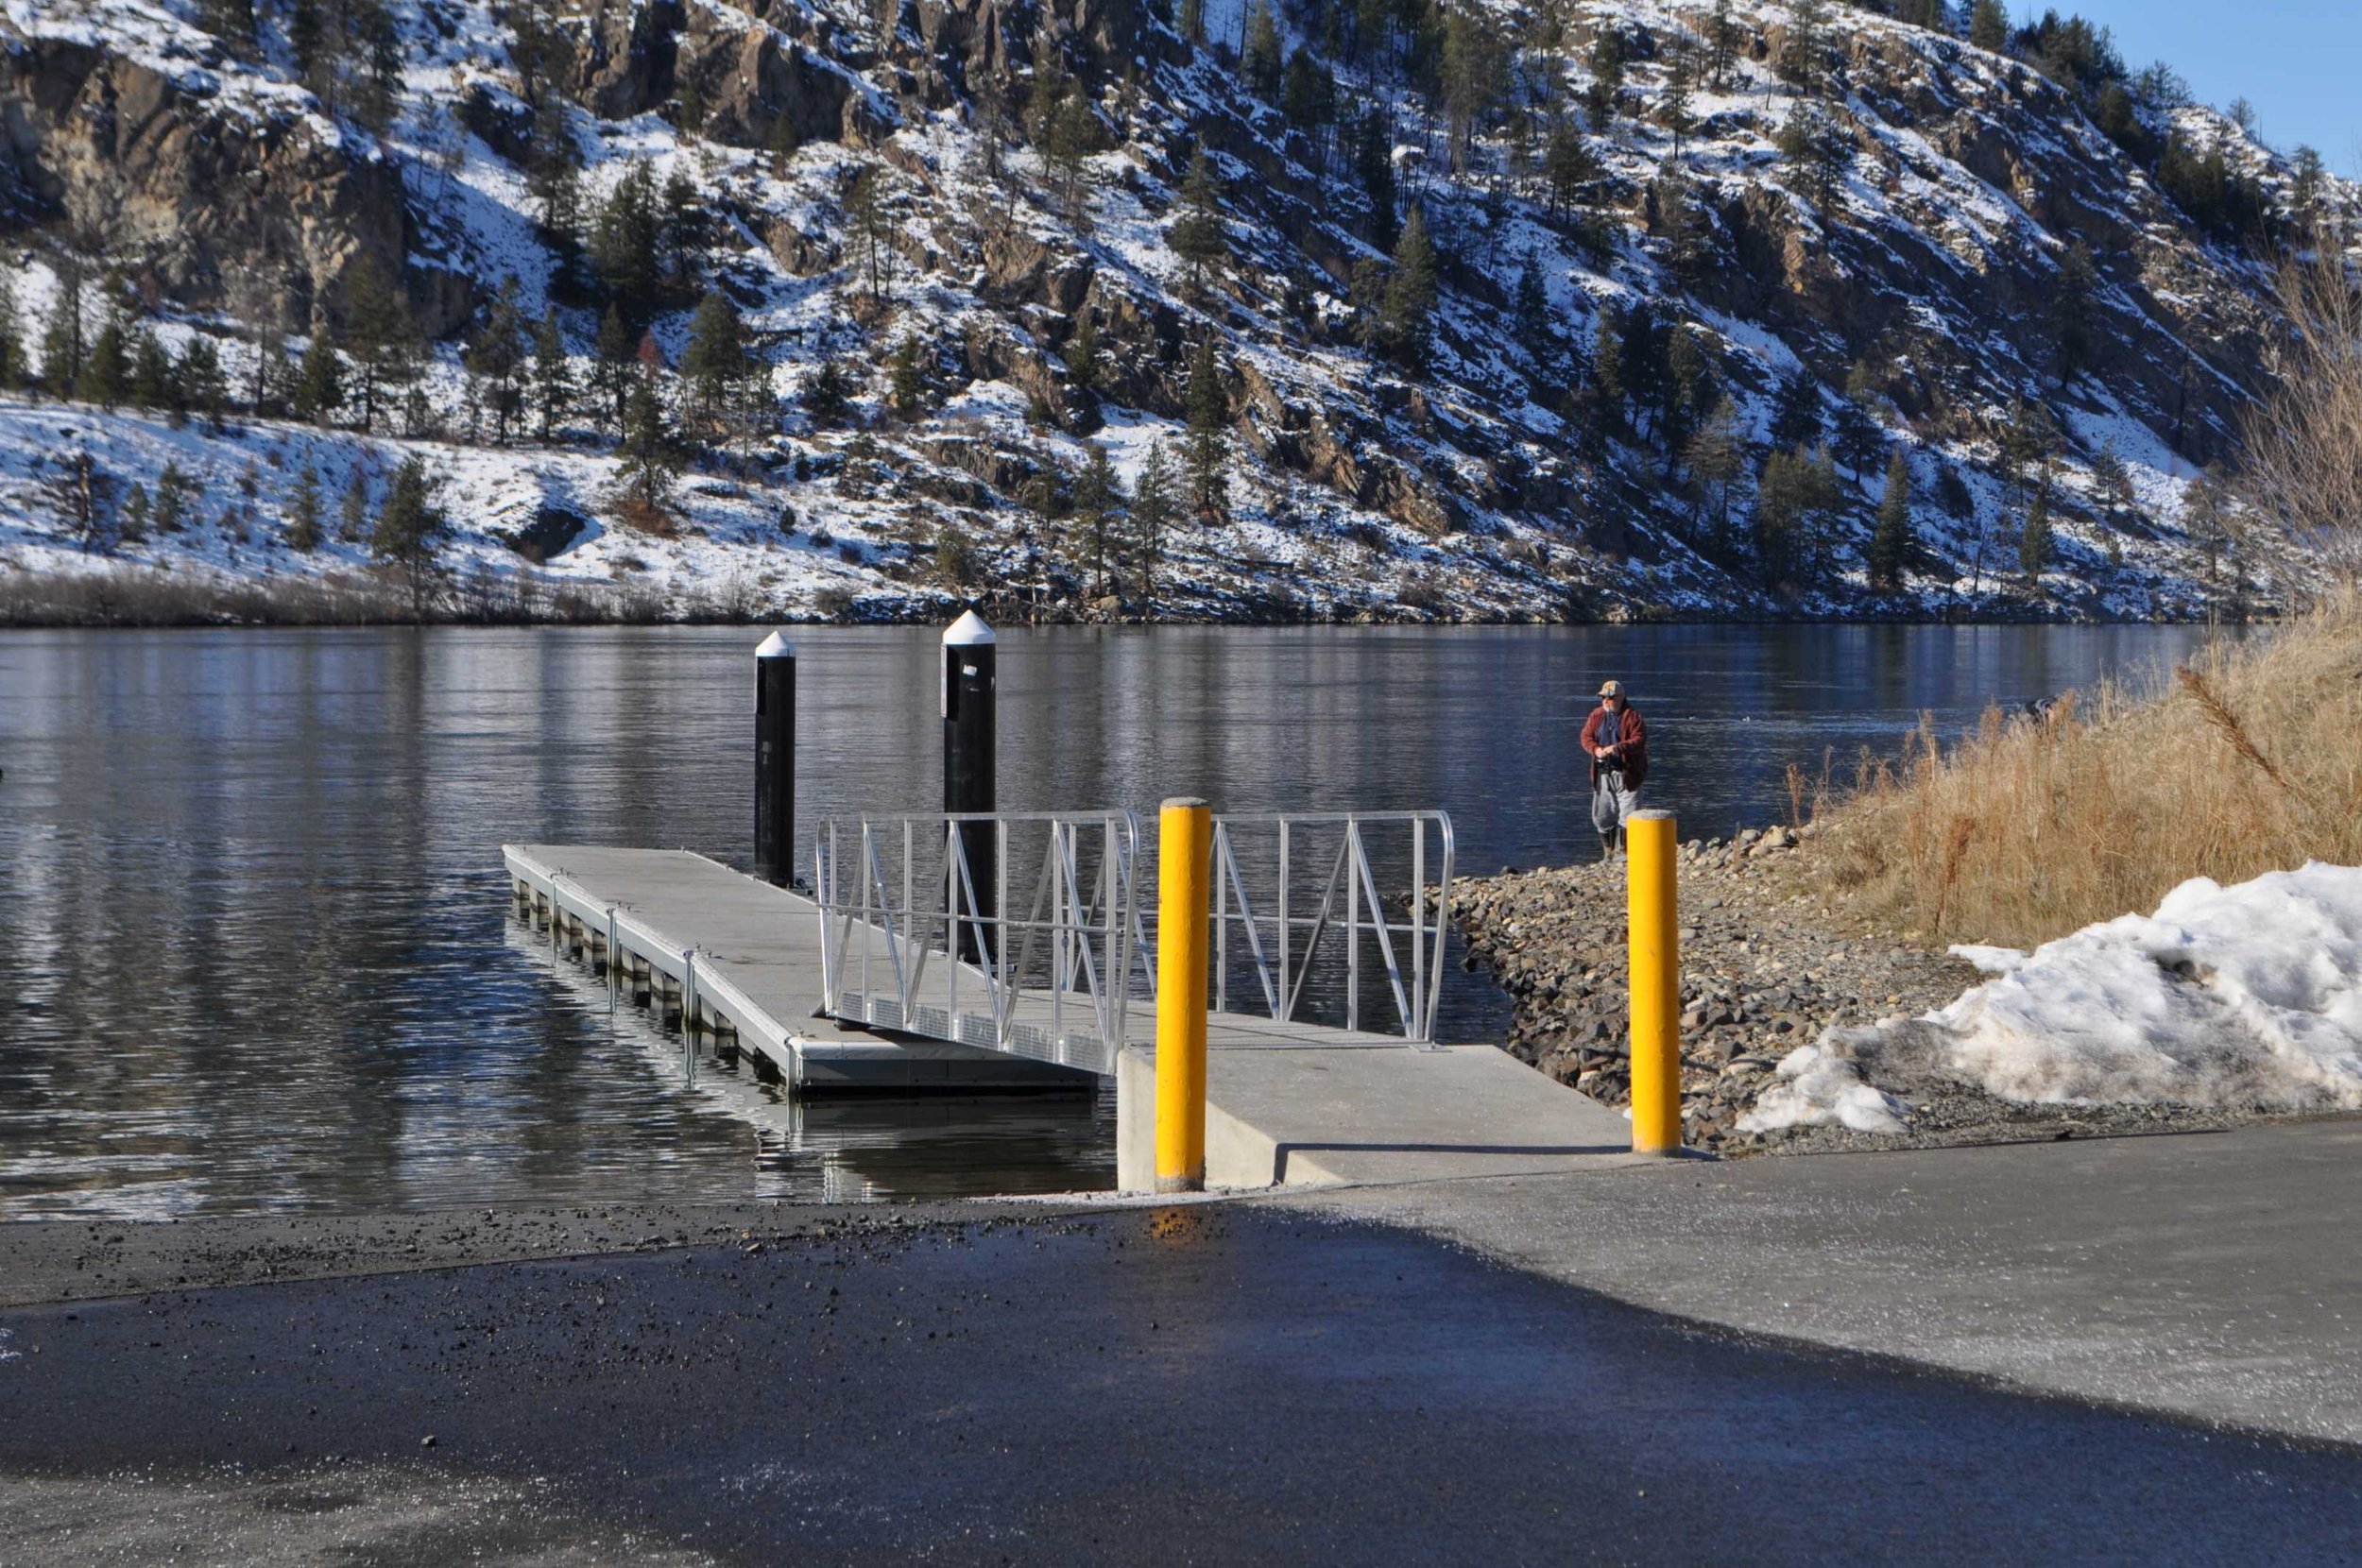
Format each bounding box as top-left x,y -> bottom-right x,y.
1591,302 -> 1626,429
1356,111 -> 1399,249
766,110 -> 801,179
660,167 -> 703,286
153,462 -> 191,534
1542,117 -> 1599,219
1753,445 -> 1840,586
803,360 -> 851,428
1832,395 -> 1884,487
207,0 -> 260,57
0,276 -> 25,391
351,0 -> 402,131
1651,159 -> 1708,280
45,450 -> 117,554
178,337 -> 226,425
343,254 -> 418,434
1683,399 -> 1744,540
2091,436 -> 2133,562
1768,369 -> 1822,449
2018,481 -> 2052,581
590,303 -> 636,435
845,166 -> 890,304
77,315 -> 131,409
1704,0 -> 1738,90
1968,0 -> 2008,53
1242,0 -> 1283,99
1869,448 -> 1912,588
1585,25 -> 1625,125
1170,144 -> 1228,297
1130,439 -> 1179,599
885,335 -> 926,421
119,482 -> 150,545
39,260 -> 86,399
1776,100 -> 1847,207
1439,6 -> 1505,169
528,84 -> 585,247
339,467 -> 370,541
372,456 -> 451,620
681,290 -> 753,428
590,160 -> 664,322
1045,85 -> 1103,224
1661,321 -> 1713,468
130,330 -> 175,411
619,377 -> 682,514
463,283 -> 530,444
1178,0 -> 1206,48
1378,207 -> 1438,368
1778,0 -> 1827,95
1182,335 -> 1228,520
1659,43 -> 1696,157
1063,312 -> 1102,395
287,456 -> 324,552
532,309 -> 573,438
293,332 -> 344,426
1512,257 -> 1561,389
1072,441 -> 1122,596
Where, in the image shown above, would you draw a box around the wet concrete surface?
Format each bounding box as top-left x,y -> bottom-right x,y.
4,1205 -> 2359,1565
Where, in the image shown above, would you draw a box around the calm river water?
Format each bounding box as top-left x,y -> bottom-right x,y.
0,623 -> 2219,1218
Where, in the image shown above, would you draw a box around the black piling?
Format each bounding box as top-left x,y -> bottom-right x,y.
942,610 -> 997,963
755,631 -> 796,887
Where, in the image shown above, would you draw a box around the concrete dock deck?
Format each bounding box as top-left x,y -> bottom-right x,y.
505,844 -> 1634,1190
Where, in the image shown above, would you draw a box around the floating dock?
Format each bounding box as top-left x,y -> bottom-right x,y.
505,843 -> 1634,1189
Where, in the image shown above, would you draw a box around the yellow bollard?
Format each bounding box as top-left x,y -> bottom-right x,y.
1155,797 -> 1212,1192
1626,809 -> 1684,1155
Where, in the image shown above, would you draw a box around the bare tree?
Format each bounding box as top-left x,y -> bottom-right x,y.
2242,252 -> 2362,594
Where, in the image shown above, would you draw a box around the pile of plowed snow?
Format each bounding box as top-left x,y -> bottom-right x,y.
1742,863 -> 2362,1134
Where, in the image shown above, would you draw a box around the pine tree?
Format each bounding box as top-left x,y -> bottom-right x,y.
1769,369 -> 1822,449
153,462 -> 191,534
1242,0 -> 1283,99
464,283 -> 530,444
1778,0 -> 1828,96
207,0 -> 259,57
803,361 -> 851,428
1682,399 -> 1744,540
660,167 -> 702,287
130,330 -> 175,411
179,337 -> 226,425
1378,206 -> 1438,368
681,290 -> 752,429
1585,26 -> 1625,125
287,456 -> 324,552
372,456 -> 450,621
532,309 -> 573,438
619,377 -> 681,515
1130,439 -> 1178,599
1178,0 -> 1206,48
885,336 -> 926,421
0,277 -> 26,392
1512,257 -> 1560,389
293,332 -> 344,426
45,450 -> 118,553
1169,144 -> 1228,297
845,166 -> 890,304
77,315 -> 131,409
1705,0 -> 1738,90
590,303 -> 636,435
766,109 -> 801,179
1063,313 -> 1102,395
339,468 -> 370,541
1072,440 -> 1121,596
1356,111 -> 1398,250
1968,0 -> 2008,53
343,254 -> 418,434
590,161 -> 664,323
1591,303 -> 1626,429
119,482 -> 151,545
39,260 -> 86,399
2018,482 -> 2052,581
1542,117 -> 1598,219
1869,448 -> 1912,588
1182,335 -> 1228,520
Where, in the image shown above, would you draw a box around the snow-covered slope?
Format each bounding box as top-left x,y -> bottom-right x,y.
0,0 -> 2348,622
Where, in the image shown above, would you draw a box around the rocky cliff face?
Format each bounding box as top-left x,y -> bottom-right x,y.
0,0 -> 2345,622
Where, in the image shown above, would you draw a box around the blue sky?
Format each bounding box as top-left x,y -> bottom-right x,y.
2061,2 -> 2362,173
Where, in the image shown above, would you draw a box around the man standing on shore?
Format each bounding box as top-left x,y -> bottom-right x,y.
1582,680 -> 1647,861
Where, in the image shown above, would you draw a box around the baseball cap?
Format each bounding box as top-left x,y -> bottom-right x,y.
1598,680 -> 1623,698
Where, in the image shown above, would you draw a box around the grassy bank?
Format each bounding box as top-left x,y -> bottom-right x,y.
1802,595 -> 2362,948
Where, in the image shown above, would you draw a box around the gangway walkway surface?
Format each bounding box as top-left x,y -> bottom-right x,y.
504,843 -> 1635,1188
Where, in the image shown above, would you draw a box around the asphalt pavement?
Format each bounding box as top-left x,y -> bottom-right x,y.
5,1201 -> 2358,1566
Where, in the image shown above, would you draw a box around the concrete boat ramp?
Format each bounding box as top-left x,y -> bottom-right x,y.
505,843 -> 1632,1191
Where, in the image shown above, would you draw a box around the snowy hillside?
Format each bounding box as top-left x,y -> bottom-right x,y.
0,0 -> 2350,622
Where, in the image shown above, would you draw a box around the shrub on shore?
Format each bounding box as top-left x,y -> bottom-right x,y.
1805,593 -> 2362,948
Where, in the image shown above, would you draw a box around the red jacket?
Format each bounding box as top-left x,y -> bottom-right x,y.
1582,704 -> 1647,788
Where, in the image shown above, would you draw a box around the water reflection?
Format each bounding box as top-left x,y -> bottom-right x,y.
0,622 -> 2222,1218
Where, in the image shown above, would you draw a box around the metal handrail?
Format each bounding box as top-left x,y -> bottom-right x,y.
812,810 -> 1144,1073
1206,811 -> 1454,1047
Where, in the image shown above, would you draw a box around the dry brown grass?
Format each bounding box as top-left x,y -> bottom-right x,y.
1803,594 -> 2362,948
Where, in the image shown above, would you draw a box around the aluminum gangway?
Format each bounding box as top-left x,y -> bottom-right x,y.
808,810 -> 1458,1076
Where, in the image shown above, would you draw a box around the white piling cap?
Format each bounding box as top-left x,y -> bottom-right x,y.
942,609 -> 997,646
754,630 -> 796,658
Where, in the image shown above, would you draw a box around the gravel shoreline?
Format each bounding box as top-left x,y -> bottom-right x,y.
1450,827 -> 2275,1154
